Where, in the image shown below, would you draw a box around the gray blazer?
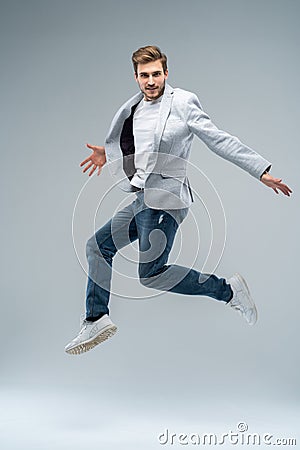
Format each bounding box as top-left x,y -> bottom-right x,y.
105,83 -> 271,209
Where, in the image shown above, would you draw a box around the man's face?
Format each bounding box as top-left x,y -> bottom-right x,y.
135,60 -> 168,101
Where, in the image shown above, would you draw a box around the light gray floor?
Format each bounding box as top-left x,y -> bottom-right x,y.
1,385 -> 299,449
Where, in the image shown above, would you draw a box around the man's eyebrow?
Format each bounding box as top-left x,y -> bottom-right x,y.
139,71 -> 162,75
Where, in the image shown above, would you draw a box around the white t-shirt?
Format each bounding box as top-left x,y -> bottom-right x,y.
130,96 -> 162,189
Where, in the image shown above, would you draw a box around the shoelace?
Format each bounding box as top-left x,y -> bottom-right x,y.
77,321 -> 89,336
231,301 -> 247,314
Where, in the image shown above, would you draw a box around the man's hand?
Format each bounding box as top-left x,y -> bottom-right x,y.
260,172 -> 292,196
80,143 -> 107,176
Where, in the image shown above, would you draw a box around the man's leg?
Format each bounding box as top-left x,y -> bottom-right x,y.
136,201 -> 257,325
85,201 -> 138,320
65,198 -> 139,355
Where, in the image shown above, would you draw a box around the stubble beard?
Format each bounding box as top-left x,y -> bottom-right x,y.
143,82 -> 165,101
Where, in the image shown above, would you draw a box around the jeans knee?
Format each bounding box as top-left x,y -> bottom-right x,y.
139,264 -> 162,287
86,235 -> 99,259
139,276 -> 155,288
86,234 -> 116,263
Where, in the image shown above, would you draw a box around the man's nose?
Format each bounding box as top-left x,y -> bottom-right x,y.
148,76 -> 154,85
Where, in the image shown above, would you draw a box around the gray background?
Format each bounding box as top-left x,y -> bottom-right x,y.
1,0 -> 299,448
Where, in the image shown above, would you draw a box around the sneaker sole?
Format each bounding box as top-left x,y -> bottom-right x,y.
235,273 -> 257,325
65,325 -> 118,355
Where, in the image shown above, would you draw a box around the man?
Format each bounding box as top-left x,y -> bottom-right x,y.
65,45 -> 292,355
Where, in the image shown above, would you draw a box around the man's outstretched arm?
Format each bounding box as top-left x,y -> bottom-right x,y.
186,94 -> 293,196
80,143 -> 107,176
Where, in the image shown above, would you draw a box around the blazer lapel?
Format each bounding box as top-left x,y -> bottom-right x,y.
153,83 -> 174,151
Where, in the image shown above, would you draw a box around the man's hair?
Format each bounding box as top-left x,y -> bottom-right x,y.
132,45 -> 168,74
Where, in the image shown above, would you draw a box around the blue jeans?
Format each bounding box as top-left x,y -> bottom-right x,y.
85,191 -> 232,318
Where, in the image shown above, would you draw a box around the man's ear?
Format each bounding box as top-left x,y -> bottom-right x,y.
134,72 -> 138,81
164,69 -> 169,79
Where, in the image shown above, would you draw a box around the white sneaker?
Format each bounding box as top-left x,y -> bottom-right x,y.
65,314 -> 117,355
227,273 -> 258,325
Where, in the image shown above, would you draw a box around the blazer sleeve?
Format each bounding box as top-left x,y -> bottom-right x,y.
186,93 -> 272,179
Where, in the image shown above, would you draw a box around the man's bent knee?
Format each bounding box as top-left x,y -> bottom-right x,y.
86,235 -> 98,258
139,266 -> 168,288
